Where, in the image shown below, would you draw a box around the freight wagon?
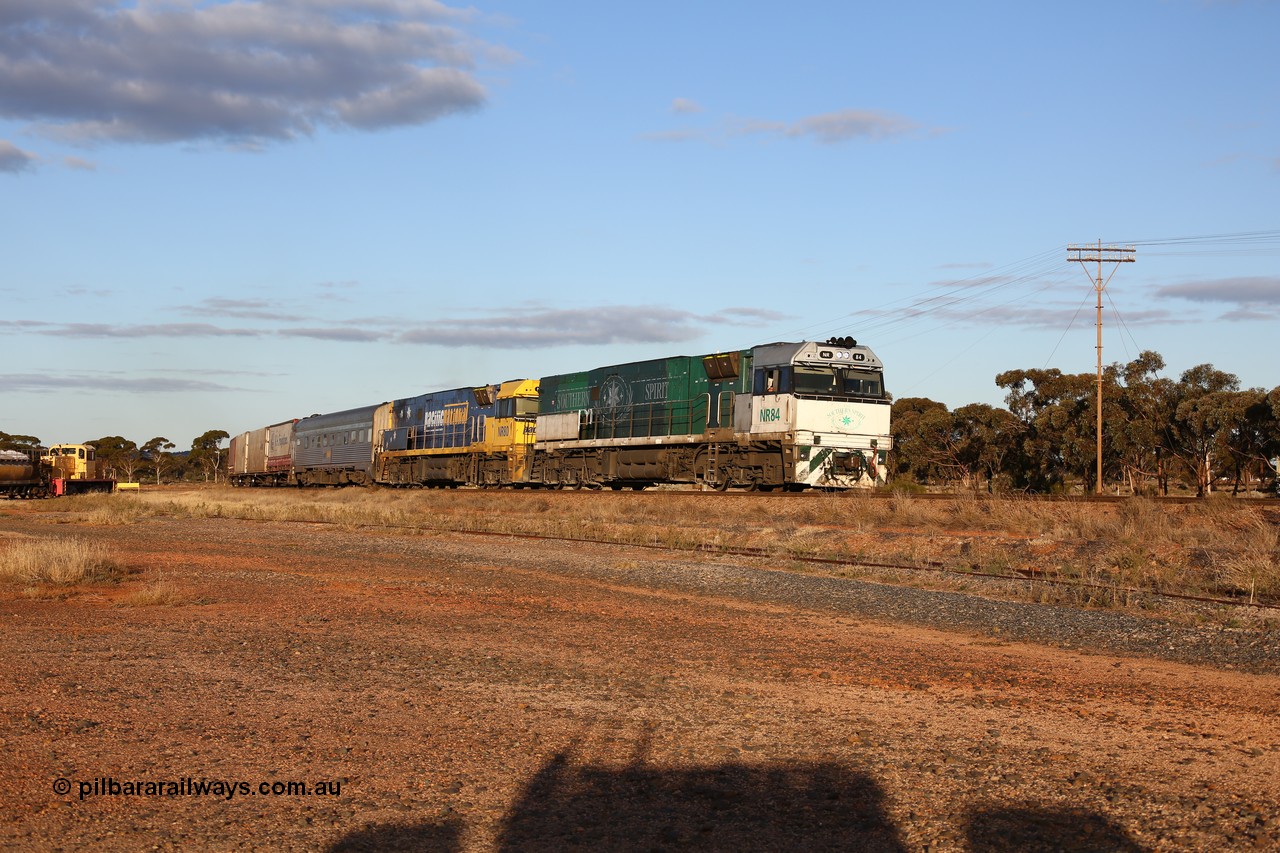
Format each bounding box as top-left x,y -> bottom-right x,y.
228,420 -> 298,487
0,448 -> 48,498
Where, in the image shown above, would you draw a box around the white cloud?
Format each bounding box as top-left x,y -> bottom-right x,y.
645,107 -> 931,147
0,1 -> 501,147
740,109 -> 922,144
0,139 -> 37,173
38,323 -> 262,338
279,327 -> 385,342
1154,276 -> 1280,321
0,372 -> 242,393
1155,276 -> 1280,305
398,304 -> 780,348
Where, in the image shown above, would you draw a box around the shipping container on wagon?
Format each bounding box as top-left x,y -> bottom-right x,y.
228,432 -> 247,478
228,420 -> 296,485
537,349 -> 753,445
244,425 -> 269,474
293,403 -> 385,486
266,420 -> 296,475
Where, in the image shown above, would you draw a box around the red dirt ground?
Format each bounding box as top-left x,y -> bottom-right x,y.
1,509 -> 1277,851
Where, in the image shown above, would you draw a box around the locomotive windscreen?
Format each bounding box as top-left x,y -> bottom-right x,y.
793,366 -> 883,399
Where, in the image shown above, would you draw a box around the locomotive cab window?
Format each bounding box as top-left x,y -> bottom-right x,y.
841,370 -> 881,397
791,365 -> 885,400
793,366 -> 839,396
753,368 -> 790,395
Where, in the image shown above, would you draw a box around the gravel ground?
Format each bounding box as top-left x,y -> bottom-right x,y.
1,513 -> 1278,851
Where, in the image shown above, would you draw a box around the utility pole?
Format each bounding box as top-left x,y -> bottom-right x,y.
1067,241 -> 1136,495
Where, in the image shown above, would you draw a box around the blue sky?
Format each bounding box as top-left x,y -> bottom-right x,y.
1,0 -> 1277,448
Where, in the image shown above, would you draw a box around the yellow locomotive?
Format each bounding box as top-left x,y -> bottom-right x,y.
1,443 -> 117,498
43,444 -> 117,495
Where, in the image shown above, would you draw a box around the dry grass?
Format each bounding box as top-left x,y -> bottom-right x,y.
0,537 -> 124,585
117,577 -> 188,607
14,485 -> 1280,612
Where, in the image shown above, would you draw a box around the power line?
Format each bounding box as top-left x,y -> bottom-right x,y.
1067,242 -> 1136,496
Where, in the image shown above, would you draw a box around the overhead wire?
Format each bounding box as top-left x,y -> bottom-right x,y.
1042,287 -> 1095,369
753,228 -> 1276,396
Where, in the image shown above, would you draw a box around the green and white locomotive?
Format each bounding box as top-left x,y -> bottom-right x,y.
533,338 -> 890,490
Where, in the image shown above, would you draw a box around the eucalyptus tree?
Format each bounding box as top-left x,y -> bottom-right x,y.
951,403 -> 1024,492
189,430 -> 230,483
0,432 -> 41,451
889,397 -> 951,485
86,436 -> 141,481
1113,351 -> 1178,495
1203,389 -> 1280,494
141,436 -> 176,485
996,367 -> 1116,492
1167,364 -> 1240,496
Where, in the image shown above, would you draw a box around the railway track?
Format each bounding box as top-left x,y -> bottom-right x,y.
400,483 -> 1278,506
234,509 -> 1278,615
443,527 -> 1280,613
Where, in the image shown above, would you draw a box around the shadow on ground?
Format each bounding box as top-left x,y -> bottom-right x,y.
965,804 -> 1144,852
327,751 -> 1143,852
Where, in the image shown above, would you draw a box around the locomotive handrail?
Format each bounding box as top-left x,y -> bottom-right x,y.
715,391 -> 734,428
579,393 -> 713,442
792,392 -> 890,404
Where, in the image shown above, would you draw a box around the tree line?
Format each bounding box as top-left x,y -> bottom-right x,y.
891,351 -> 1280,496
0,429 -> 229,484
